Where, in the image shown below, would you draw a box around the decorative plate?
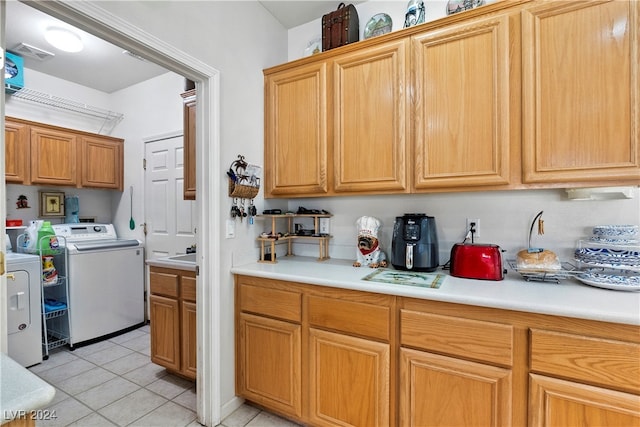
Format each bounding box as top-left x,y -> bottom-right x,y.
404,0 -> 425,28
304,36 -> 322,57
575,247 -> 640,268
446,0 -> 485,16
590,236 -> 639,245
364,13 -> 393,39
592,224 -> 638,238
575,270 -> 640,291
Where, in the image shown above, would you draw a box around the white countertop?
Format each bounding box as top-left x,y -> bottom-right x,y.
146,255 -> 197,272
1,353 -> 56,424
231,257 -> 640,326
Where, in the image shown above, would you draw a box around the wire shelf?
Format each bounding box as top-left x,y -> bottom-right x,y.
44,308 -> 68,319
8,87 -> 124,133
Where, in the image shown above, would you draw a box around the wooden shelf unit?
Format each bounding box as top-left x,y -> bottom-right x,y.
257,214 -> 332,263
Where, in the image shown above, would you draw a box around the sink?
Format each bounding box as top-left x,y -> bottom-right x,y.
167,253 -> 196,263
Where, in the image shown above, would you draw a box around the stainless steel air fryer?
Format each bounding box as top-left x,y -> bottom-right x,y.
391,214 -> 439,272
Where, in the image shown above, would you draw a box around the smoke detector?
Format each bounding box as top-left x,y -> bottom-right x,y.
11,43 -> 55,61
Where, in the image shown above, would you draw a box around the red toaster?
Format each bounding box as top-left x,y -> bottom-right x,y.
449,243 -> 505,281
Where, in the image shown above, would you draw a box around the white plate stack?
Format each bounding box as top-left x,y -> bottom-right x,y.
574,225 -> 640,291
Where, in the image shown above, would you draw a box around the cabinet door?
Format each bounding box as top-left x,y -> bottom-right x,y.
150,294 -> 180,372
181,300 -> 197,380
529,374 -> 640,427
182,90 -> 196,200
238,313 -> 302,418
522,1 -> 640,183
264,61 -> 328,197
333,39 -> 410,193
399,348 -> 512,427
309,328 -> 390,427
80,136 -> 123,190
30,125 -> 77,186
5,119 -> 29,184
413,14 -> 512,189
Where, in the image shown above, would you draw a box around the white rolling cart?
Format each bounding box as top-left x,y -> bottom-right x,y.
18,233 -> 71,358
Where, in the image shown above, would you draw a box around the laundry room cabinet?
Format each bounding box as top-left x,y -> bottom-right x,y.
149,266 -> 197,380
4,116 -> 124,190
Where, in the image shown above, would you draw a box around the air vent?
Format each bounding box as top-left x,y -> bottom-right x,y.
123,50 -> 148,62
11,42 -> 55,61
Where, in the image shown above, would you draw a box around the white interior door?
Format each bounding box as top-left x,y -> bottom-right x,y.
144,133 -> 196,258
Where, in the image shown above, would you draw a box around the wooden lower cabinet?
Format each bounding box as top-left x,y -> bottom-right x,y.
237,313 -> 302,418
400,348 -> 511,427
309,328 -> 390,427
149,294 -> 180,372
149,267 -> 196,380
235,275 -> 640,427
529,374 -> 640,427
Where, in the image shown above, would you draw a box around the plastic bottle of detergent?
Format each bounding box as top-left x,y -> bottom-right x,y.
38,221 -> 59,255
23,220 -> 43,252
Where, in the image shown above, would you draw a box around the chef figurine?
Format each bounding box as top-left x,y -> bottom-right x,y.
353,216 -> 388,268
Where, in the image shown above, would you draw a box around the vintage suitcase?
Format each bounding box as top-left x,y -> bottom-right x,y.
322,3 -> 359,51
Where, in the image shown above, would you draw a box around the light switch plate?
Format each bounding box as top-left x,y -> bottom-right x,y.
225,219 -> 235,239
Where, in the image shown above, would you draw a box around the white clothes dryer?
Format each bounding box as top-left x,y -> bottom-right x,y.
6,252 -> 42,367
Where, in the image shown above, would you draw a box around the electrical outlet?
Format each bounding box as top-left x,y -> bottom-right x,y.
466,218 -> 480,238
319,218 -> 330,235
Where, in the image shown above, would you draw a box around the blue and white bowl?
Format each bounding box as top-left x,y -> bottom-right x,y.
592,225 -> 638,238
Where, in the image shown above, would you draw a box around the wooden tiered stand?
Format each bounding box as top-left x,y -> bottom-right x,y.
257,214 -> 332,263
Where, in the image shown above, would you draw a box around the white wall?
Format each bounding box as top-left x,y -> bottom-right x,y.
5,68 -> 120,235
92,0 -> 287,415
5,68 -> 114,134
108,72 -> 185,241
279,189 -> 640,266
288,0 -> 497,62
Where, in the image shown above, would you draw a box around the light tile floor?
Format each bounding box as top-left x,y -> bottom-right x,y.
28,325 -> 299,427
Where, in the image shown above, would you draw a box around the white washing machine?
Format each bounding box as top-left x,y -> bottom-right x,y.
6,252 -> 42,367
52,224 -> 144,345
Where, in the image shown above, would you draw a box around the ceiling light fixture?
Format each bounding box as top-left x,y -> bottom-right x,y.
44,27 -> 83,53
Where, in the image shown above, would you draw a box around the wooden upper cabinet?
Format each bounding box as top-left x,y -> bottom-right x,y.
413,13 -> 512,189
333,39 -> 410,193
6,117 -> 124,190
80,136 -> 123,190
5,119 -> 30,184
264,61 -> 328,197
522,0 -> 640,183
30,125 -> 78,186
181,90 -> 196,200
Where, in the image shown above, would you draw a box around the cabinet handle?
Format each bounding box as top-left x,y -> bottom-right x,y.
6,273 -> 15,281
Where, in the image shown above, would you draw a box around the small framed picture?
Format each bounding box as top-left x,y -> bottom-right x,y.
39,191 -> 65,218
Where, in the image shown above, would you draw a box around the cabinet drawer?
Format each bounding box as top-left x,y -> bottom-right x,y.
239,284 -> 301,323
181,275 -> 197,302
308,295 -> 390,341
530,329 -> 640,393
150,271 -> 179,298
401,309 -> 513,366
